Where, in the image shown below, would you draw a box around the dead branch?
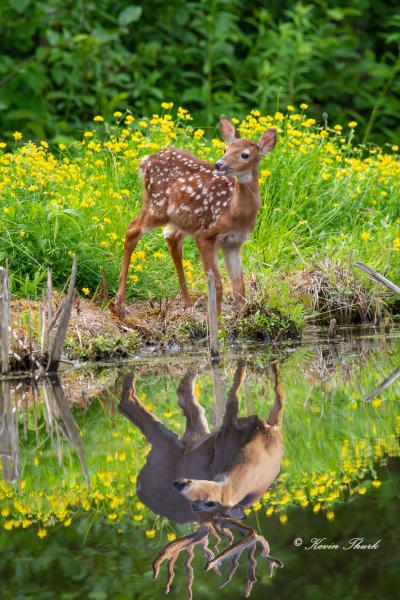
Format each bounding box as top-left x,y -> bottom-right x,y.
47,256 -> 77,372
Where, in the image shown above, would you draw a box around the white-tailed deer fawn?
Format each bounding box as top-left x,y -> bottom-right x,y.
113,116 -> 277,315
119,360 -> 284,598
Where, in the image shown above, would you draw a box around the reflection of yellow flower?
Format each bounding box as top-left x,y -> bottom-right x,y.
279,514 -> 288,525
326,511 -> 335,521
38,528 -> 47,538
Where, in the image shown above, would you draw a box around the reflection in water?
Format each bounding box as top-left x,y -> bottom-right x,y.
119,361 -> 285,597
0,381 -> 19,483
0,376 -> 89,487
1,330 -> 400,599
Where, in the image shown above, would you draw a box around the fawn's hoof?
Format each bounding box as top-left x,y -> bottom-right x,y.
110,300 -> 131,318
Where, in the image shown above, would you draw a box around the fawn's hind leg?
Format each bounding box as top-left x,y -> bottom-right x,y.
114,217 -> 144,314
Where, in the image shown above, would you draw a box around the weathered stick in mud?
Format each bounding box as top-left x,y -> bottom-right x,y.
47,256 -> 77,373
207,270 -> 220,361
0,268 -> 10,375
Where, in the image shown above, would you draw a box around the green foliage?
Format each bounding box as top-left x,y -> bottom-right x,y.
0,1 -> 399,143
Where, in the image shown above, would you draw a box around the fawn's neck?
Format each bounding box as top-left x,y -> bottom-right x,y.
234,168 -> 260,219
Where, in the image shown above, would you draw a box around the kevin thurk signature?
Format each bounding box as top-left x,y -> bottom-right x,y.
293,537 -> 382,550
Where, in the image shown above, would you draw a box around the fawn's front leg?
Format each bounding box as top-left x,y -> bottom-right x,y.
195,235 -> 223,315
222,244 -> 246,310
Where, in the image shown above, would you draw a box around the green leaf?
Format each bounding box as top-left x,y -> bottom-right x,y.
118,5 -> 142,26
9,0 -> 30,13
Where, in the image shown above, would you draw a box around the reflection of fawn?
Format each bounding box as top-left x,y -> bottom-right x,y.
119,361 -> 284,598
113,116 -> 276,315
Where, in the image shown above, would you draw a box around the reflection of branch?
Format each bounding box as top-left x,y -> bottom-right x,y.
354,261 -> 400,295
0,381 -> 19,482
363,365 -> 400,403
48,376 -> 90,487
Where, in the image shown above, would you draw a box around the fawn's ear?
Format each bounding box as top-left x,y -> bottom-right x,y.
220,115 -> 240,143
258,128 -> 277,155
225,504 -> 246,520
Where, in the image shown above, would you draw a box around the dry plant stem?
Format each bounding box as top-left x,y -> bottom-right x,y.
47,255 -> 77,372
205,517 -> 283,597
0,268 -> 10,375
153,525 -> 213,599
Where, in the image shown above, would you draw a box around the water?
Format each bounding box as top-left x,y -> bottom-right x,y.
1,327 -> 400,599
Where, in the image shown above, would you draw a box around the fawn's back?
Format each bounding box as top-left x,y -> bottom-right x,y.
140,148 -> 238,235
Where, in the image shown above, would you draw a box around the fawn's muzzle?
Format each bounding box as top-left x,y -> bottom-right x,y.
214,160 -> 227,172
173,479 -> 190,492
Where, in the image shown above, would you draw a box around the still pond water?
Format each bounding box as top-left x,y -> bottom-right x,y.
1,327 -> 399,600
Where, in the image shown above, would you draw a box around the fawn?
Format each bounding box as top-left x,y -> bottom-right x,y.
113,116 -> 277,315
119,360 -> 284,597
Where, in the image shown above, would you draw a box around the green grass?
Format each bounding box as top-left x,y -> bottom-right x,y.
0,106 -> 399,319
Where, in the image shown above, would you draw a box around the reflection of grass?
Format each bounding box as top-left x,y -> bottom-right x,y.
1,341 -> 400,537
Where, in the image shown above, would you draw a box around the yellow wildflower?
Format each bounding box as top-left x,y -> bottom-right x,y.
360,231 -> 370,241
167,532 -> 177,542
279,514 -> 288,525
114,111 -> 123,118
348,121 -> 358,128
12,131 -> 22,141
82,287 -> 90,296
94,115 -> 104,122
300,103 -> 308,110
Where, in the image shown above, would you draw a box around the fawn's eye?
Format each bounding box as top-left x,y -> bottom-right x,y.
204,501 -> 216,508
240,152 -> 250,159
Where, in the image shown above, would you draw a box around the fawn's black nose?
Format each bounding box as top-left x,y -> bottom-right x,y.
215,160 -> 225,171
173,479 -> 190,492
